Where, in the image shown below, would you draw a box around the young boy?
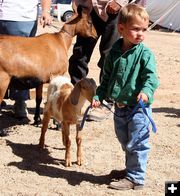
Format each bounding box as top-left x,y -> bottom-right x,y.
92,4 -> 159,190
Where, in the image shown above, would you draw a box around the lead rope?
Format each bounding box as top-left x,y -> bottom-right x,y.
80,98 -> 157,133
79,105 -> 92,131
128,98 -> 157,133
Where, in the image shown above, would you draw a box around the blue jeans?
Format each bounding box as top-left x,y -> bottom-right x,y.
114,105 -> 151,185
0,20 -> 37,100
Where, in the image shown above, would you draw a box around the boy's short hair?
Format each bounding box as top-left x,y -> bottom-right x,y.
118,3 -> 149,24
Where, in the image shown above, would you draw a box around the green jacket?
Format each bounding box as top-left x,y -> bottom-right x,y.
95,39 -> 159,106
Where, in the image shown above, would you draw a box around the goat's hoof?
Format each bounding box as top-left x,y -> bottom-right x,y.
38,141 -> 44,148
33,118 -> 42,127
33,121 -> 41,127
65,160 -> 72,167
77,159 -> 82,166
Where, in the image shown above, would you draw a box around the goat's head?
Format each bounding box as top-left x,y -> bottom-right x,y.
62,5 -> 97,39
70,78 -> 97,105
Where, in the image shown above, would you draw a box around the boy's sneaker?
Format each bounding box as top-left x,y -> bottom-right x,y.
109,178 -> 144,190
14,100 -> 28,118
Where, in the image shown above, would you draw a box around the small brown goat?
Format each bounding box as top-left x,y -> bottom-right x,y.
0,6 -> 97,125
39,76 -> 97,167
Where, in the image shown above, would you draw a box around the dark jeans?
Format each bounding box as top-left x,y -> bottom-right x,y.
69,9 -> 119,85
0,20 -> 37,100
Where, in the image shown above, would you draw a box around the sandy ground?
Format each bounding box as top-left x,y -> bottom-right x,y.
0,19 -> 180,196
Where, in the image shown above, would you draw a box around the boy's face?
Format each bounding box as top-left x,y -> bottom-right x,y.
118,16 -> 149,45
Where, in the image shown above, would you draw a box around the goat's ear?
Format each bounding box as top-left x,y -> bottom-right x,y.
77,4 -> 90,15
77,5 -> 83,15
70,83 -> 80,105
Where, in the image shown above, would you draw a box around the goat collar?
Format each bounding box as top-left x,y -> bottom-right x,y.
60,29 -> 73,37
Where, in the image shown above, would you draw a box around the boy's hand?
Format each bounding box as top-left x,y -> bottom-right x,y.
137,92 -> 148,103
92,99 -> 101,108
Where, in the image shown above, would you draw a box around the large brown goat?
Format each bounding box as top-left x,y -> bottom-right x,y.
0,6 -> 97,125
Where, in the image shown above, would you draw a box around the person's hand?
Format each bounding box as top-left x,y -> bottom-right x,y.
106,0 -> 121,14
40,11 -> 52,27
92,99 -> 101,108
137,92 -> 149,103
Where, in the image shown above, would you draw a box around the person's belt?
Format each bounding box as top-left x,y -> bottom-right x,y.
115,103 -> 135,109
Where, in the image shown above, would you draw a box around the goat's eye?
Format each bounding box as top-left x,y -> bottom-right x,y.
81,86 -> 87,90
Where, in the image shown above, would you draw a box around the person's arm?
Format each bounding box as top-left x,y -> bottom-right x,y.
40,0 -> 52,27
95,53 -> 113,102
139,50 -> 159,104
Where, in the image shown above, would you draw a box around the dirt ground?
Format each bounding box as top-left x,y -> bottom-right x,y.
0,19 -> 180,196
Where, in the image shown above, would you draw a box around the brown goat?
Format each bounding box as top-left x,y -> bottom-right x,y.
39,76 -> 97,167
0,6 -> 97,125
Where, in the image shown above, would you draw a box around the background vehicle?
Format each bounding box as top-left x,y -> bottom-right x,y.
52,0 -> 74,22
38,0 -> 74,22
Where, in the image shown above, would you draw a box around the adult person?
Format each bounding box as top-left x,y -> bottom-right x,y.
69,0 -> 129,121
92,4 -> 159,190
0,0 -> 51,137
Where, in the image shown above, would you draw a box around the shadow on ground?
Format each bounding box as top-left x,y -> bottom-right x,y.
0,103 -> 43,130
153,107 -> 180,118
6,139 -> 116,186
